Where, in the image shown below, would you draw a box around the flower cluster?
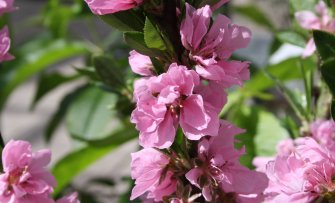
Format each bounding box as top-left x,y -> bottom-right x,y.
254,119 -> 335,202
83,0 -> 270,202
0,0 -> 14,63
0,140 -> 80,203
295,0 -> 335,58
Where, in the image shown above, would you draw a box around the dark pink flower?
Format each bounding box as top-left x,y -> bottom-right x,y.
180,4 -> 251,87
129,50 -> 154,76
0,26 -> 14,63
0,0 -> 15,15
56,193 -> 80,203
130,148 -> 176,201
131,63 -> 223,148
0,140 -> 56,203
185,121 -> 268,202
84,0 -> 143,15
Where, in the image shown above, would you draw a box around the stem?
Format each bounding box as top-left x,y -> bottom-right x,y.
298,60 -> 313,121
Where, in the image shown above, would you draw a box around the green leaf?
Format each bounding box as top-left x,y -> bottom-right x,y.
320,59 -> 335,96
254,109 -> 290,156
44,86 -> 87,142
245,57 -> 315,93
144,17 -> 166,50
124,32 -> 164,57
0,39 -> 88,111
66,87 -> 124,142
100,10 -> 144,32
31,72 -> 79,109
313,30 -> 335,61
234,5 -> 275,31
75,67 -> 100,81
93,55 -> 125,90
43,5 -> 74,38
276,31 -> 306,47
52,137 -> 136,195
290,0 -> 317,12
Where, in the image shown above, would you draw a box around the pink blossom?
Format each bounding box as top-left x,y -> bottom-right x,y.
129,50 -> 154,76
264,137 -> 335,202
84,0 -> 143,15
0,140 -> 56,203
56,193 -> 80,203
295,1 -> 335,57
130,148 -> 176,201
180,4 -> 251,86
185,121 -> 268,202
310,119 -> 335,151
0,0 -> 15,15
131,63 -> 223,149
0,26 -> 14,63
211,0 -> 229,11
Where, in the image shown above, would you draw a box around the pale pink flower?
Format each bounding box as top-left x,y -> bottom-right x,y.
131,63 -> 222,149
180,4 -> 251,86
130,148 -> 176,201
295,0 -> 335,57
84,0 -> 143,15
0,140 -> 56,203
185,121 -> 268,202
310,119 -> 335,151
56,193 -> 80,203
0,26 -> 14,63
129,50 -> 154,76
264,137 -> 335,202
0,0 -> 15,15
264,154 -> 315,203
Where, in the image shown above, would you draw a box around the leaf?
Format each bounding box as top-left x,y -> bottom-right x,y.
44,86 -> 88,142
93,55 -> 125,90
276,31 -> 306,47
290,0 -> 318,12
254,109 -> 290,156
75,67 -> 100,81
245,57 -> 315,93
100,10 -> 144,32
144,17 -> 166,50
313,30 -> 335,61
31,72 -> 79,109
52,137 -> 136,195
0,39 -> 88,111
66,87 -> 120,142
320,59 -> 335,96
234,5 -> 275,31
124,32 -> 164,57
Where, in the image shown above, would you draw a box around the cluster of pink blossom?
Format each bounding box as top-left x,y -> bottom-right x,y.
295,0 -> 335,58
0,0 -> 14,63
85,0 -> 269,202
253,119 -> 335,202
0,140 -> 80,203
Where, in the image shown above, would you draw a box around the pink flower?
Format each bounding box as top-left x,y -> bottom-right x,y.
295,1 -> 335,57
264,154 -> 315,203
0,0 -> 15,15
84,0 -> 143,15
180,4 -> 251,86
310,119 -> 335,151
185,121 -> 268,202
0,140 -> 56,203
56,193 -> 80,203
131,63 -> 223,148
264,137 -> 335,202
129,50 -> 154,76
0,26 -> 14,63
130,148 -> 176,201
211,0 -> 229,11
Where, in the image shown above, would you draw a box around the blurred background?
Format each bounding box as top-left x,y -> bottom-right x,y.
0,0 -> 305,202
